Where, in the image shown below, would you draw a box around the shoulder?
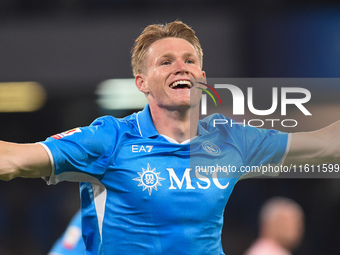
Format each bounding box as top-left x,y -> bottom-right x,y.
43,113 -> 139,154
200,113 -> 288,142
200,113 -> 245,135
200,113 -> 227,129
89,113 -> 139,134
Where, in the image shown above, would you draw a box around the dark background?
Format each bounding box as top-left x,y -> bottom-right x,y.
0,0 -> 340,254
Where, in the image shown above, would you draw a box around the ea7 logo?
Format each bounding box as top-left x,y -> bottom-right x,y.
132,145 -> 153,153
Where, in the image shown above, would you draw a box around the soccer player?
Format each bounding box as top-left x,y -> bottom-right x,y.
0,21 -> 339,254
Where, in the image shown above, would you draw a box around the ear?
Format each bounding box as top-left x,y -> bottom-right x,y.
199,71 -> 207,85
135,74 -> 149,93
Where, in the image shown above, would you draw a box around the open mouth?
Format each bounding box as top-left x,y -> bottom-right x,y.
169,80 -> 193,89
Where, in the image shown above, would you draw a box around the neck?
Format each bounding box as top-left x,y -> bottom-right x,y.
149,104 -> 199,143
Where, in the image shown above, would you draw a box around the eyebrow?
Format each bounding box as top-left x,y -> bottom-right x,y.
158,52 -> 197,60
158,53 -> 174,60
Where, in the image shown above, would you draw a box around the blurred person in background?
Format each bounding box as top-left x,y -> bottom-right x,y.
244,197 -> 304,255
48,210 -> 85,255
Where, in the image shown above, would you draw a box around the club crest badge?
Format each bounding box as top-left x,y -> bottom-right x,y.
202,141 -> 221,156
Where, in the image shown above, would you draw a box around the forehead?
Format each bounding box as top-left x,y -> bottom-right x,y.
146,37 -> 198,61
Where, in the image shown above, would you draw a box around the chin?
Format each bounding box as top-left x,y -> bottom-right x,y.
176,101 -> 200,110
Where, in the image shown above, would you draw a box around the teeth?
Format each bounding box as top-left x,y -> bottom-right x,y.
170,80 -> 192,88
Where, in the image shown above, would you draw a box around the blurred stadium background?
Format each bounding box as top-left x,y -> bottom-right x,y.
0,0 -> 340,254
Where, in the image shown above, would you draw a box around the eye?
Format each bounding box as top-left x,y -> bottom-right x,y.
186,59 -> 195,64
161,60 -> 171,66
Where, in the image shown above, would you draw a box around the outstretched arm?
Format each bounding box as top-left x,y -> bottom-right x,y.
286,121 -> 340,164
0,141 -> 51,181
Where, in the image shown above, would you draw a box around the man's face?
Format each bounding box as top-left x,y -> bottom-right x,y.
135,37 -> 206,110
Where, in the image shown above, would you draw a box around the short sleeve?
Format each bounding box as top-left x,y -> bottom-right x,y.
41,116 -> 118,184
238,125 -> 291,179
242,125 -> 290,166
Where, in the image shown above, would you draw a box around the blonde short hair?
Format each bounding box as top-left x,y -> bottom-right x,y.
131,21 -> 203,76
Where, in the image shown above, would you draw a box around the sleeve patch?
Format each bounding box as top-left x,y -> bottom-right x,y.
51,128 -> 81,140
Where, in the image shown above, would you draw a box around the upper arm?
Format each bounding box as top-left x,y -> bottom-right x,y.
0,141 -> 52,181
286,121 -> 340,164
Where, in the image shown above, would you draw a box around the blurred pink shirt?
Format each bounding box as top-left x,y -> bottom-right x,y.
244,238 -> 291,255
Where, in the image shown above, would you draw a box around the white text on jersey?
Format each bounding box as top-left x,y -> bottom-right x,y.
132,145 -> 153,153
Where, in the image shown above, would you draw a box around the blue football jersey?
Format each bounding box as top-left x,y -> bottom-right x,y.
41,104 -> 290,255
48,210 -> 85,255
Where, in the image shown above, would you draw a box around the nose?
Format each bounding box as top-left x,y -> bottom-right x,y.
173,59 -> 189,75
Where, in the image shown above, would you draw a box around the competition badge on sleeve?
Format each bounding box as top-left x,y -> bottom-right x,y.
51,128 -> 81,140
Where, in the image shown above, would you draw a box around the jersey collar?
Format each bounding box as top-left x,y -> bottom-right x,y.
136,104 -> 159,138
136,104 -> 210,138
198,121 -> 210,135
